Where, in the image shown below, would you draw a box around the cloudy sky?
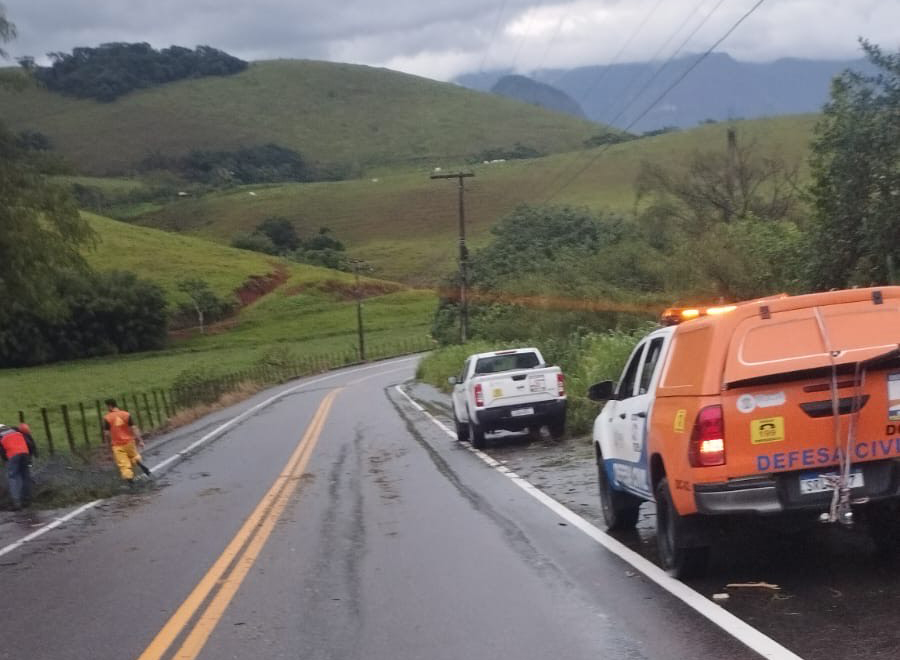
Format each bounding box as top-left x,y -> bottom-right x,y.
2,0 -> 897,81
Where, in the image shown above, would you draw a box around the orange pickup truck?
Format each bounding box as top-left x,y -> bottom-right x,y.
589,287 -> 900,576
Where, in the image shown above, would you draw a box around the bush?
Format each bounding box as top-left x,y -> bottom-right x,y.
0,270 -> 167,367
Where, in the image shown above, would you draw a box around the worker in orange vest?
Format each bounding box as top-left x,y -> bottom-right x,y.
102,399 -> 152,483
0,423 -> 38,509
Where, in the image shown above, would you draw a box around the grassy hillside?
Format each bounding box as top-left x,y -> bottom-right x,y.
0,214 -> 435,423
0,60 -> 602,175
134,115 -> 818,284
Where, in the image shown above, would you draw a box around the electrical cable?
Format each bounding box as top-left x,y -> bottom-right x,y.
542,0 -> 769,203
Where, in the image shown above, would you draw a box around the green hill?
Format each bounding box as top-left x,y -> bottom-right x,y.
0,213 -> 435,418
0,60 -> 602,176
131,115 -> 818,284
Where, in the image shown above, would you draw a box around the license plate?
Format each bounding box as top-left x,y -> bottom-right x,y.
510,407 -> 534,417
799,471 -> 864,495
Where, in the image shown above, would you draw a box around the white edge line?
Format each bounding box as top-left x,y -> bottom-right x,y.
394,384 -> 803,660
0,357 -> 418,560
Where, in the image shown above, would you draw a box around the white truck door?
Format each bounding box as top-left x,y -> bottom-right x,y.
615,335 -> 668,497
605,342 -> 645,466
452,359 -> 471,422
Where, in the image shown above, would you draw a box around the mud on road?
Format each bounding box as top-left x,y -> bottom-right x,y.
408,382 -> 900,660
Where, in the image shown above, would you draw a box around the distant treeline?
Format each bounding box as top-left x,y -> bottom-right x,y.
140,143 -> 359,185
21,42 -> 247,102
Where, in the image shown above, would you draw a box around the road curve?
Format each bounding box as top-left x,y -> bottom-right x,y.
0,357 -> 764,660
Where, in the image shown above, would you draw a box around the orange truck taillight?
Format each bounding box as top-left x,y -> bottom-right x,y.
474,383 -> 484,407
557,373 -> 565,397
688,405 -> 725,467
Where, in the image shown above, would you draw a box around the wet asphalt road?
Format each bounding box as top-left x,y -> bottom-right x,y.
0,357 -> 769,660
408,385 -> 900,660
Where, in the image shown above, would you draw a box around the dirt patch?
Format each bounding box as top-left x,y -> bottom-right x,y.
234,262 -> 290,306
170,263 -> 289,338
284,278 -> 402,301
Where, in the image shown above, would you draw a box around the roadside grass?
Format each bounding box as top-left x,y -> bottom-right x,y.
416,330 -> 646,437
133,115 -> 818,284
0,60 -> 601,176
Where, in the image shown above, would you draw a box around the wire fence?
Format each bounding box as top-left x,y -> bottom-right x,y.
14,339 -> 432,457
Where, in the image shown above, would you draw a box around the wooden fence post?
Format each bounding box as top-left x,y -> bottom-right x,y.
132,394 -> 144,429
152,390 -> 162,425
142,392 -> 154,428
61,404 -> 76,453
41,407 -> 55,455
78,402 -> 90,447
95,400 -> 105,445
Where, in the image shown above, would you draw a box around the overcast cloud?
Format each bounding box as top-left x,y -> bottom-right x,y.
2,0 -> 899,80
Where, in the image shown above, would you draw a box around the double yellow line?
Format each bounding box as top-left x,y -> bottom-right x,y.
138,388 -> 341,660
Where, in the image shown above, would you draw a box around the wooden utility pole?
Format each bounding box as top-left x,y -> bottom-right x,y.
430,171 -> 474,343
351,259 -> 366,361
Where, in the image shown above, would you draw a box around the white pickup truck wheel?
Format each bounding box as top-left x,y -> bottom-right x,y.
454,419 -> 470,443
470,422 -> 487,450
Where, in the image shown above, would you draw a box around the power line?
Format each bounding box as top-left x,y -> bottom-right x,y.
571,0 -> 666,109
602,0 -> 730,127
533,0 -> 724,205
593,0 -> 716,123
477,0 -> 511,75
542,0 -> 769,202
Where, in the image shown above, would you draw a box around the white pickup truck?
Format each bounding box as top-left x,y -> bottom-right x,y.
449,347 -> 567,449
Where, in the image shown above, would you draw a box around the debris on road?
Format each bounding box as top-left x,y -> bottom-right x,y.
712,593 -> 730,602
726,582 -> 781,591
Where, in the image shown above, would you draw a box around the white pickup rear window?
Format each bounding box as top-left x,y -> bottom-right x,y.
475,352 -> 540,375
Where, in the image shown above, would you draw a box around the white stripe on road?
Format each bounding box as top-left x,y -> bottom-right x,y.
0,357 -> 418,561
394,384 -> 804,660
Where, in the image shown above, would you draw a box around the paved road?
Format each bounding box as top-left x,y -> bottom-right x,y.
0,357 -> 762,660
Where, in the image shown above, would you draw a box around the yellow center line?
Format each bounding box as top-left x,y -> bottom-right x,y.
138,388 -> 341,660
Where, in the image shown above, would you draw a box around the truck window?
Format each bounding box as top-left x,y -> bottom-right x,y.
618,345 -> 645,400
475,352 -> 539,375
639,337 -> 665,395
458,359 -> 469,383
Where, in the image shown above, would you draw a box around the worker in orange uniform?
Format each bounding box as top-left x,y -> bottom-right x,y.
102,399 -> 152,483
0,423 -> 38,509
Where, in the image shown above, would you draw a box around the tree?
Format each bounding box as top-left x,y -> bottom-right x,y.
0,7 -> 13,59
0,9 -> 94,318
635,129 -> 805,299
257,217 -> 300,252
807,40 -> 900,289
176,278 -> 233,334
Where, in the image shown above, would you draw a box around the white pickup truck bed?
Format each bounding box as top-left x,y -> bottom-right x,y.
450,348 -> 567,449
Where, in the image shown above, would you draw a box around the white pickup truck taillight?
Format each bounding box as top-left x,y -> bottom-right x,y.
474,383 -> 484,407
557,373 -> 565,397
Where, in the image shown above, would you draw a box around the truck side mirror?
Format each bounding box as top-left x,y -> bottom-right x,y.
587,380 -> 617,402
447,376 -> 458,385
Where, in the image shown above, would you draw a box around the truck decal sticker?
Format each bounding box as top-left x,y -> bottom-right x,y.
673,409 -> 687,433
888,372 -> 900,420
737,392 -> 785,414
756,436 -> 900,472
737,394 -> 756,413
750,416 -> 785,444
